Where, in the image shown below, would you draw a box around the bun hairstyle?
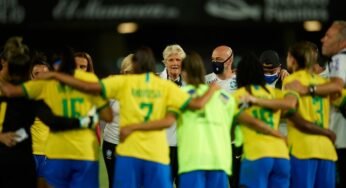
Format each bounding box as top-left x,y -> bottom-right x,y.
1,36 -> 30,79
3,36 -> 29,61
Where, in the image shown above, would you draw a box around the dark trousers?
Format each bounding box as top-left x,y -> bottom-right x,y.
102,140 -> 117,188
336,149 -> 346,188
170,146 -> 179,187
229,145 -> 242,188
0,150 -> 37,188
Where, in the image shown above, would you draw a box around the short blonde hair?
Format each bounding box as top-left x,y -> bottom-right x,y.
162,44 -> 186,63
120,54 -> 134,74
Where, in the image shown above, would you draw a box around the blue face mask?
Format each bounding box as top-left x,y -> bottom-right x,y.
264,73 -> 279,84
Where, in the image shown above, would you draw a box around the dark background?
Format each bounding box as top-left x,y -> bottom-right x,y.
1,0 -> 346,77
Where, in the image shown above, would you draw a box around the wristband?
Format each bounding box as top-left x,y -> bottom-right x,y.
308,85 -> 316,96
79,116 -> 91,128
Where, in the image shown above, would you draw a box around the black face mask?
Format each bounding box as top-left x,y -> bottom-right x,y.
211,52 -> 233,74
212,62 -> 224,74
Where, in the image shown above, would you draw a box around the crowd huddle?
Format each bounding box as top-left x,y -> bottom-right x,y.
0,21 -> 346,188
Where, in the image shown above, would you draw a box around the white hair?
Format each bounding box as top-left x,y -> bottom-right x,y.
162,44 -> 186,63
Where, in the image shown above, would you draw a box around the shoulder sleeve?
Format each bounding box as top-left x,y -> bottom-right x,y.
232,87 -> 245,100
271,88 -> 284,99
231,90 -> 243,118
22,80 -> 47,99
100,75 -> 124,99
282,89 -> 299,100
166,81 -> 191,111
74,70 -> 98,82
282,75 -> 290,88
90,95 -> 109,112
226,92 -> 239,117
34,100 -> 81,131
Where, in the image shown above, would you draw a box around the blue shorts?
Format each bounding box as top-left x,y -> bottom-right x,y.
290,156 -> 335,188
240,157 -> 290,188
44,159 -> 99,188
179,170 -> 228,188
114,156 -> 172,188
33,154 -> 46,177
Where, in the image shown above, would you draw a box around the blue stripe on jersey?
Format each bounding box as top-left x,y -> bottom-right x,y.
220,92 -> 229,100
188,89 -> 196,95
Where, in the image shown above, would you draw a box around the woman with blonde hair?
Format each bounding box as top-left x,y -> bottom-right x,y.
284,41 -> 337,188
159,44 -> 186,187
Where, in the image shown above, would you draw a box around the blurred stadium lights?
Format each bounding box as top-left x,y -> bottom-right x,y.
303,20 -> 322,32
117,22 -> 139,34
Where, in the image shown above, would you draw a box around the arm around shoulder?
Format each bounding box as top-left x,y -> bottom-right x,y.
0,81 -> 25,97
187,83 -> 220,110
38,72 -> 102,95
120,113 -> 177,142
288,112 -> 336,143
315,77 -> 343,96
237,111 -> 286,140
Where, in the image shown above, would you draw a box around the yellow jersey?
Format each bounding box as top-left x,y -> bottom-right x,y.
22,69 -> 108,161
101,73 -> 191,164
332,89 -> 346,108
233,85 -> 289,160
283,70 -> 337,161
31,118 -> 49,155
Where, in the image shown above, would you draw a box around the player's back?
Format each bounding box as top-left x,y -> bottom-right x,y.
233,85 -> 288,160
177,84 -> 236,175
283,70 -> 336,161
22,69 -> 108,161
101,72 -> 190,164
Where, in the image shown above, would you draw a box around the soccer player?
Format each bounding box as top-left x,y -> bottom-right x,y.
118,51 -> 286,188
28,56 -> 55,188
233,52 -> 297,188
283,22 -> 346,187
29,47 -> 218,188
0,47 -> 113,188
283,41 -> 337,188
0,51 -> 100,188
